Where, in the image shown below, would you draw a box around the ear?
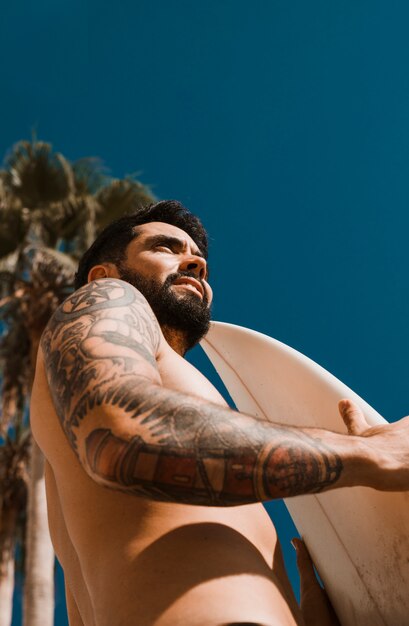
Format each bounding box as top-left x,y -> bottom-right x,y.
87,264 -> 120,283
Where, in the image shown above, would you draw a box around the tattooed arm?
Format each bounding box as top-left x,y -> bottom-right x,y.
41,278 -> 381,506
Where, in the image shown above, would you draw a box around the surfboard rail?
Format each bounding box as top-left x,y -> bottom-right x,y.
200,321 -> 409,626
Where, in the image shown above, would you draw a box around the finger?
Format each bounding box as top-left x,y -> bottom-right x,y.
294,539 -> 342,626
338,399 -> 369,436
292,538 -> 322,595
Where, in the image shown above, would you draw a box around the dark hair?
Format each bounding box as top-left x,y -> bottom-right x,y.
74,200 -> 208,290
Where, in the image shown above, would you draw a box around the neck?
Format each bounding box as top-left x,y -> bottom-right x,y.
161,325 -> 188,356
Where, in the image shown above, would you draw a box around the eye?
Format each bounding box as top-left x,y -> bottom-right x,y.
155,244 -> 173,252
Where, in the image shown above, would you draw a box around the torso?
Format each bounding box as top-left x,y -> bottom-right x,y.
31,340 -> 301,626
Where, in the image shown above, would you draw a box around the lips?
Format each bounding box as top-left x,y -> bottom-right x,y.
172,277 -> 204,298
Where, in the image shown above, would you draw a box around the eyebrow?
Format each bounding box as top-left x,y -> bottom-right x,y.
143,234 -> 205,259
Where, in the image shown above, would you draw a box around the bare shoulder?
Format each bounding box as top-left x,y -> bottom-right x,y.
41,277 -> 163,367
39,278 -> 163,453
42,277 -> 162,355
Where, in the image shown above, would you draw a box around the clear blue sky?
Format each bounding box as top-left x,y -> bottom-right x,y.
3,1 -> 409,623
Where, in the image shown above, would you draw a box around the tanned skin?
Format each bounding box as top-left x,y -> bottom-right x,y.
33,221 -> 409,626
41,278 -> 345,505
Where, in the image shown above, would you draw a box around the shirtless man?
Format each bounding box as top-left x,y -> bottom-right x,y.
31,200 -> 409,626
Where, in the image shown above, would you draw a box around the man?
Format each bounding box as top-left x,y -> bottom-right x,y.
31,200 -> 409,626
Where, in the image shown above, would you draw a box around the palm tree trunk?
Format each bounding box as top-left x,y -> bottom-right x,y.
23,439 -> 54,626
23,333 -> 54,626
0,506 -> 17,626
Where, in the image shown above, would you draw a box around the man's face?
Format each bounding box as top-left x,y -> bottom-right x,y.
116,222 -> 213,350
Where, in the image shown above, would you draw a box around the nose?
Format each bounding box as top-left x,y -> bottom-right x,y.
179,254 -> 207,280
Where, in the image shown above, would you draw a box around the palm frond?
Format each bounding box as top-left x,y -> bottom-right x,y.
52,194 -> 98,242
21,194 -> 99,251
0,206 -> 29,258
72,158 -> 109,195
0,170 -> 22,209
0,175 -> 27,258
96,177 -> 155,231
0,251 -> 19,299
13,245 -> 75,333
3,140 -> 75,208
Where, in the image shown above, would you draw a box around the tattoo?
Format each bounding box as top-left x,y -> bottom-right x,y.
42,278 -> 342,506
84,377 -> 341,504
41,279 -> 161,450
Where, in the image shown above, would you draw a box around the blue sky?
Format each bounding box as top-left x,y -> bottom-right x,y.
3,1 -> 409,623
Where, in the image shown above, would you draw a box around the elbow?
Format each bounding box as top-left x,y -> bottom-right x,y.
83,427 -> 168,501
84,427 -> 142,487
82,427 -> 173,503
82,427 -> 189,501
82,428 -> 250,507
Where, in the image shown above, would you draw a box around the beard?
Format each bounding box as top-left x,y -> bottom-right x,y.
116,263 -> 211,351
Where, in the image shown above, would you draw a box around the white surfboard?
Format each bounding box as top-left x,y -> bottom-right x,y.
200,321 -> 409,626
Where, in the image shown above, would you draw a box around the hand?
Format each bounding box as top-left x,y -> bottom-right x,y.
293,537 -> 341,626
338,399 -> 409,491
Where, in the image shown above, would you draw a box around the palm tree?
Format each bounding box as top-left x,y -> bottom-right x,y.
0,139 -> 154,626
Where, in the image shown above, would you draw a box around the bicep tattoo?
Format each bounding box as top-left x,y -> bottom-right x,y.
41,279 -> 161,452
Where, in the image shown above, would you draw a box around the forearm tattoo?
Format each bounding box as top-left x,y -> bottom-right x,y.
41,278 -> 342,506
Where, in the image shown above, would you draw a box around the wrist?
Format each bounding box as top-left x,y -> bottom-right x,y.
330,433 -> 377,489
